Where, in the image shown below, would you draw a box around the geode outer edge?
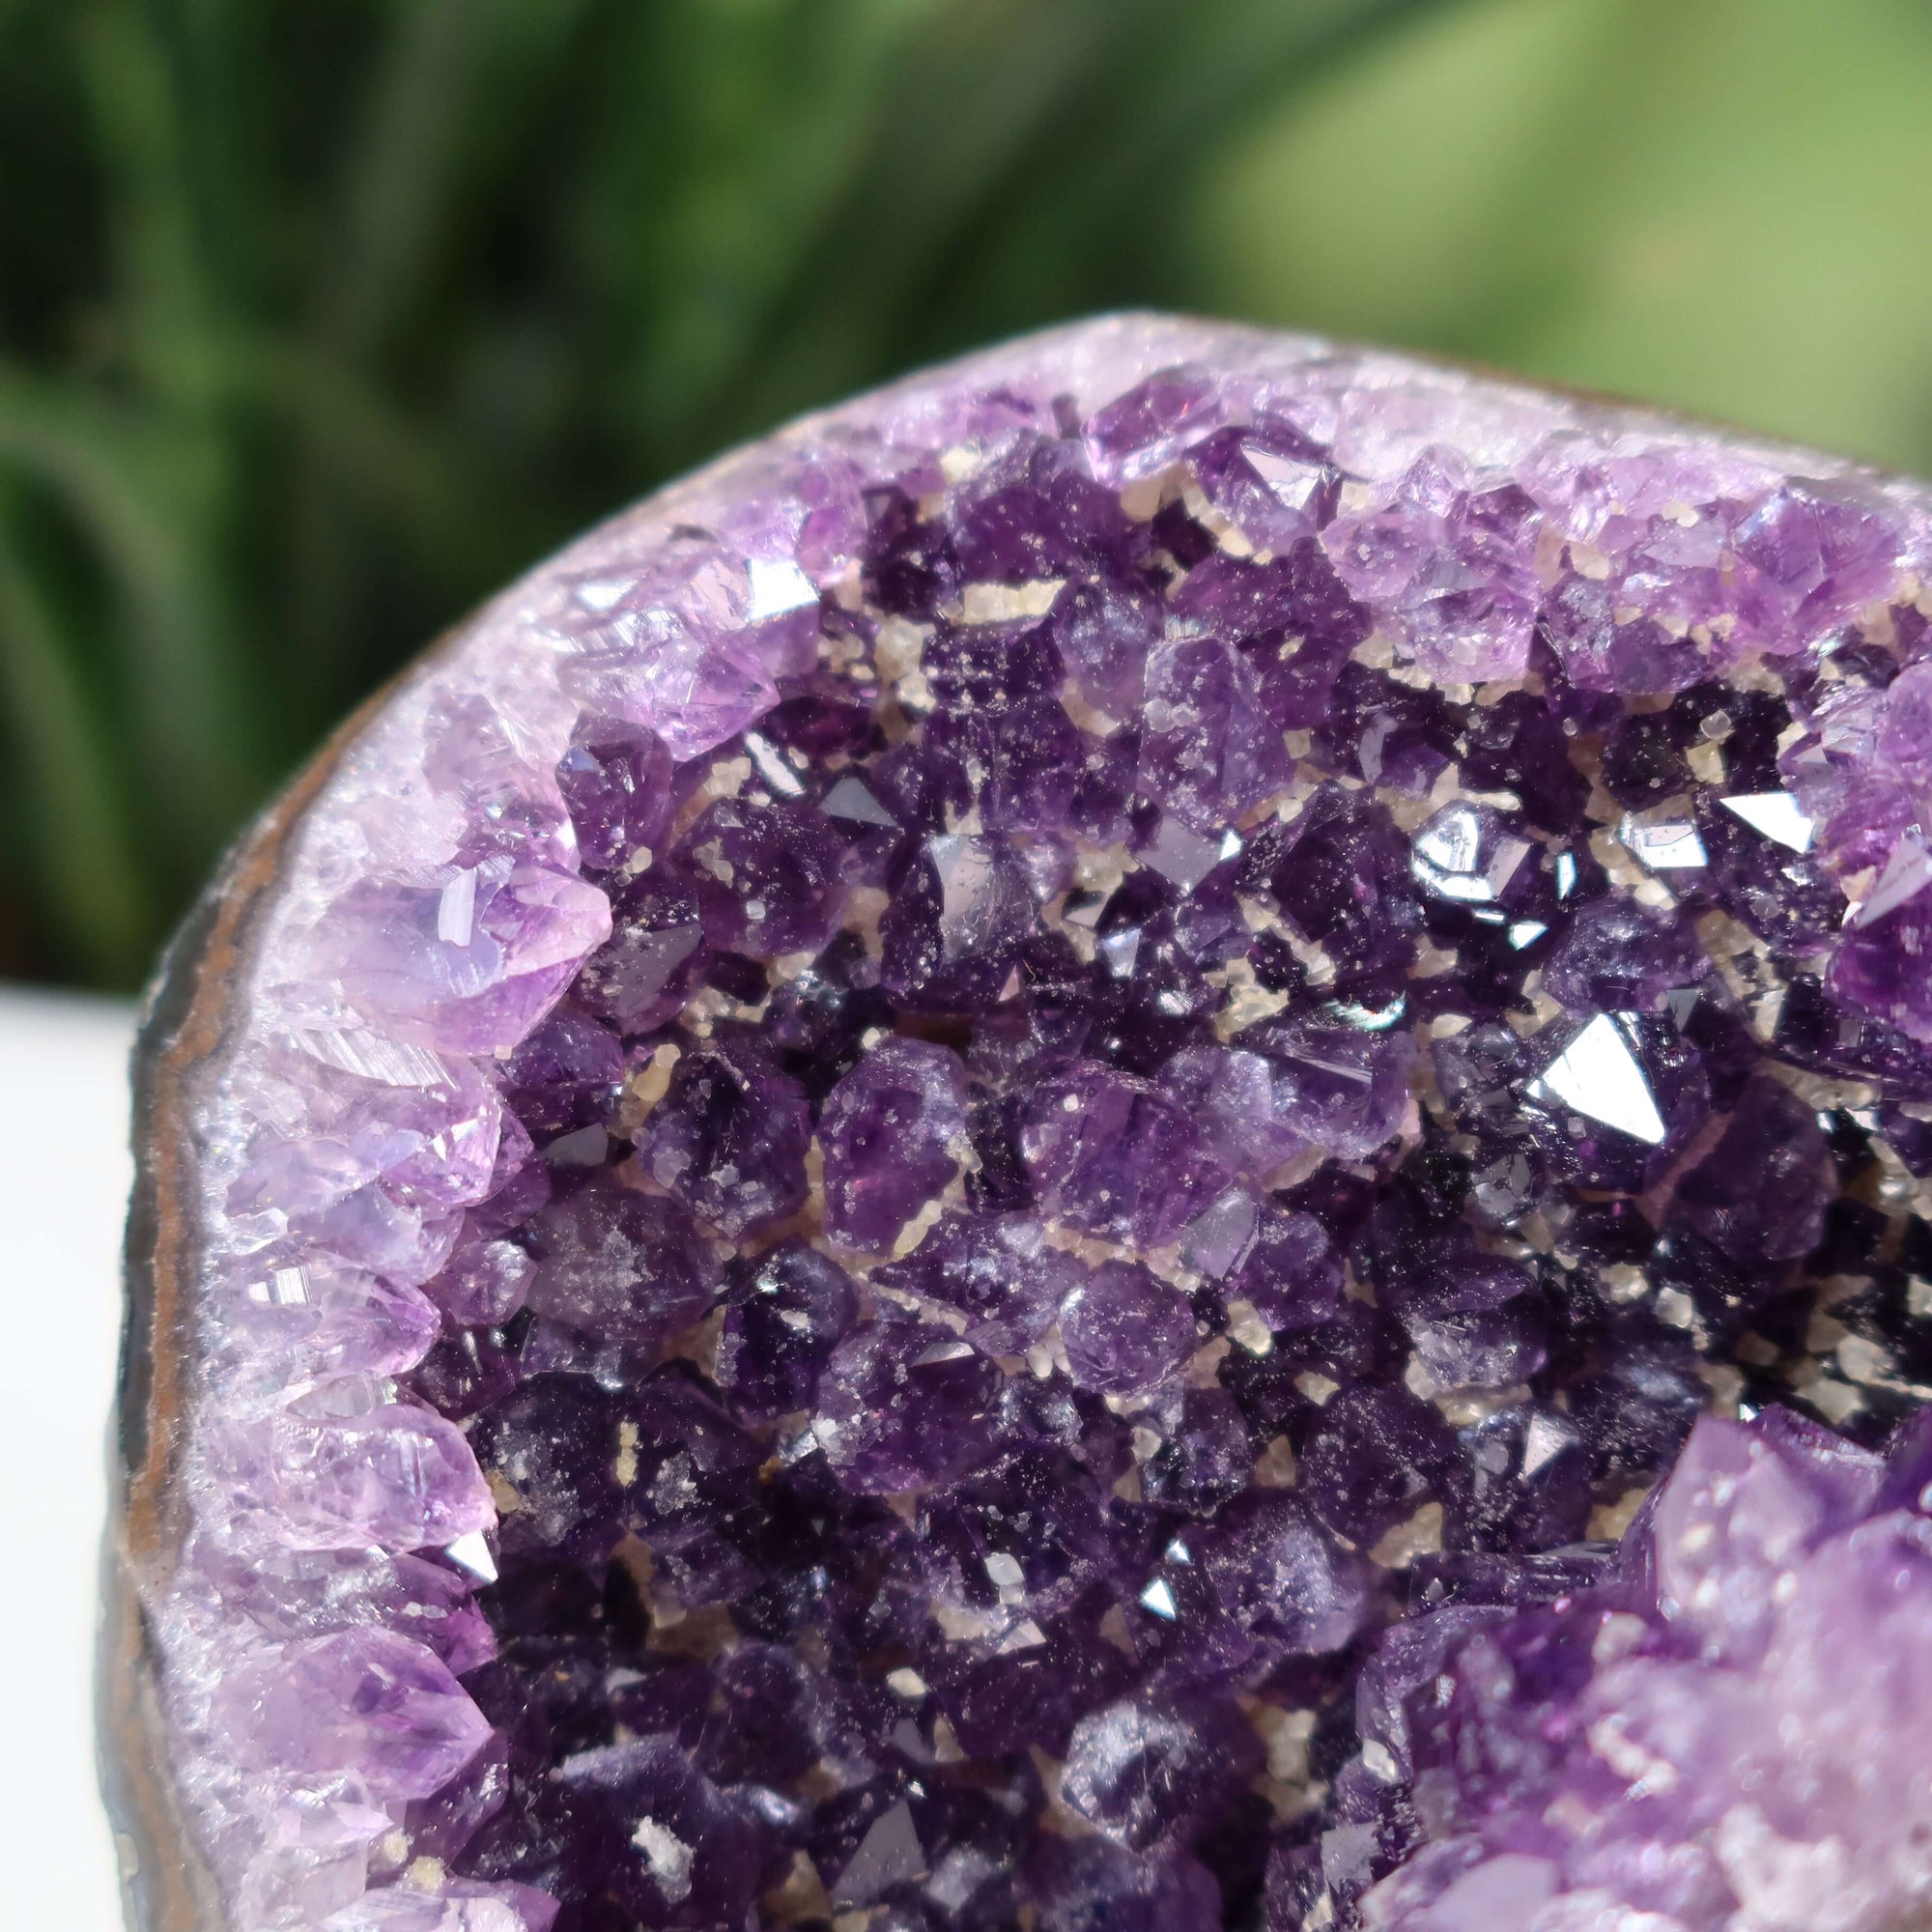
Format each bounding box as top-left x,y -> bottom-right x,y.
105,668 -> 411,1932
99,312 -> 1932,1932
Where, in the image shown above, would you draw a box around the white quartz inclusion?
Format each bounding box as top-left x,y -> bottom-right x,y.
1720,790 -> 1815,853
631,1817 -> 696,1903
744,729 -> 806,797
1531,1013 -> 1667,1146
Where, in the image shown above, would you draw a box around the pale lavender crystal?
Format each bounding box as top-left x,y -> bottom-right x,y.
116,316 -> 1932,1932
221,1254 -> 442,1383
323,1883 -> 559,1932
219,1629 -> 493,1801
225,1400 -> 495,1551
188,1544 -> 497,1677
422,1224 -> 532,1329
319,865 -> 612,1057
1353,1409 -> 1932,1932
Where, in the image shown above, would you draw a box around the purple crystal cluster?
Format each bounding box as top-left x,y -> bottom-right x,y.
130,316 -> 1932,1932
1350,1406 -> 1932,1932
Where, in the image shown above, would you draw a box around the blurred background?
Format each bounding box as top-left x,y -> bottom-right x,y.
4,6 -> 1932,1919
6,0 -> 1932,991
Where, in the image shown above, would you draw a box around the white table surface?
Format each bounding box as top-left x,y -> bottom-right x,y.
0,988 -> 138,1931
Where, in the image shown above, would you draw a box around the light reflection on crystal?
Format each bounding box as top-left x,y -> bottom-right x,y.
1143,816 -> 1231,891
1852,828 -> 1932,926
248,1265 -> 312,1308
1322,997 -> 1407,1031
1720,789 -> 1815,852
819,772 -> 897,827
1138,1577 -> 1179,1620
832,1800 -> 925,1909
1100,927 -> 1142,979
1620,814 -> 1708,869
436,868 -> 479,946
744,554 -> 819,620
930,835 -> 1011,958
1411,801 -> 1531,902
1244,443 -> 1325,514
440,1530 -> 497,1583
742,729 -> 806,797
1180,1187 -> 1260,1280
1529,1011 -> 1668,1145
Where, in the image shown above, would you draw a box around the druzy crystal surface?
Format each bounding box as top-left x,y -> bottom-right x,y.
113,316 -> 1932,1932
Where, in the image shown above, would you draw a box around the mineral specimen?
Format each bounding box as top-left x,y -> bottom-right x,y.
106,315 -> 1932,1932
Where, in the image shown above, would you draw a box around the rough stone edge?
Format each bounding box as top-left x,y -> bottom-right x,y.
98,661 -> 430,1932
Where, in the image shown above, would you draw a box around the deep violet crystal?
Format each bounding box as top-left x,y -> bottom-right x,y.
109,317 -> 1932,1932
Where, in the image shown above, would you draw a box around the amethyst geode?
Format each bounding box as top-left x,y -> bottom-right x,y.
107,315 -> 1932,1932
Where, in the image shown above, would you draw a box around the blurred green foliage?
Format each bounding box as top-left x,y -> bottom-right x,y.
4,0 -> 1932,988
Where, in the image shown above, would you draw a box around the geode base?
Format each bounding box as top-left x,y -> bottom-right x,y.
105,315 -> 1932,1932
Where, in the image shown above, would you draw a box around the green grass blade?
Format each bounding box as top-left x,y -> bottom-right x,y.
0,496 -> 152,982
0,359 -> 262,862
